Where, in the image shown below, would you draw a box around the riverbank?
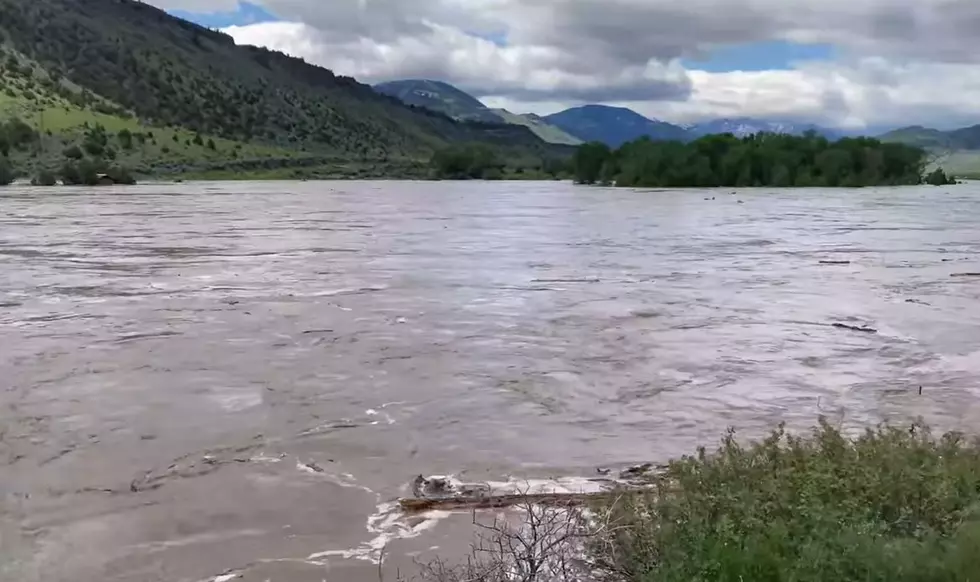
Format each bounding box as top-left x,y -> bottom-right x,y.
398,419 -> 980,581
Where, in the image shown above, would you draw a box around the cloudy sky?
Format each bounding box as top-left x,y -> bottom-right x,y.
153,0 -> 980,130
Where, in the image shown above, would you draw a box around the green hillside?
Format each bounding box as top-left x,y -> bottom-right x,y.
0,0 -> 564,182
879,126 -> 954,149
880,125 -> 980,177
490,110 -> 583,145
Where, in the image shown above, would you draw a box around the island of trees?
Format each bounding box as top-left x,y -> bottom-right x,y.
571,131 -> 957,188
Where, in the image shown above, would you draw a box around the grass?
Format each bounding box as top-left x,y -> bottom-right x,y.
594,419 -> 980,582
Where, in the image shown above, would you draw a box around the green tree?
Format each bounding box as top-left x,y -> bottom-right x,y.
573,132 -> 928,189
571,141 -> 612,184
31,169 -> 57,186
0,156 -> 15,185
117,128 -> 134,150
63,144 -> 84,160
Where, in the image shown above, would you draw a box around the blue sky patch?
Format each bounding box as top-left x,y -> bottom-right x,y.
170,1 -> 278,29
683,40 -> 834,72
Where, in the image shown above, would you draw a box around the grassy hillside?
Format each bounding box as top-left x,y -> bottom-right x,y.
879,126 -> 955,149
880,125 -> 980,178
491,110 -> 583,145
0,0 -> 565,181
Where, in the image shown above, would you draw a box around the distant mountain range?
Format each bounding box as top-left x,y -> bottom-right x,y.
373,79 -> 980,156
687,118 -> 841,140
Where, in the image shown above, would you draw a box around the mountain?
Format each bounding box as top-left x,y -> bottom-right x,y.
543,105 -> 691,147
373,79 -> 503,123
373,79 -> 582,145
879,125 -> 980,150
688,118 -> 839,139
0,0 -> 561,179
879,126 -> 955,149
489,110 -> 582,146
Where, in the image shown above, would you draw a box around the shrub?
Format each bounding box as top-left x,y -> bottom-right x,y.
63,144 -> 84,160
0,156 -> 15,185
117,128 -> 134,150
594,419 -> 980,582
105,166 -> 137,185
59,158 -> 101,186
31,169 -> 57,186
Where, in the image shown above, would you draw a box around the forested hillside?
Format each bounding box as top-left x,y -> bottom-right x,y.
0,0 -> 558,180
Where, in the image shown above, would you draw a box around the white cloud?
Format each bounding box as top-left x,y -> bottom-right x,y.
153,0 -> 980,129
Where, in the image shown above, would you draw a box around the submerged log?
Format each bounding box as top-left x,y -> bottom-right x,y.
832,322 -> 878,334
399,490 -> 629,513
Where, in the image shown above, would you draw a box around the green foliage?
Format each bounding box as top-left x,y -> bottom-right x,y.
925,167 -> 956,186
82,124 -> 108,156
117,128 -> 133,149
59,158 -> 102,185
0,117 -> 39,156
572,141 -> 612,184
104,165 -> 136,185
429,143 -> 505,179
0,155 -> 15,185
596,419 -> 980,582
62,144 -> 83,160
573,132 -> 929,188
206,138 -> 216,151
31,169 -> 57,186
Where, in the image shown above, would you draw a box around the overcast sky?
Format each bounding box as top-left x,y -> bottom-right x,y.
153,0 -> 980,130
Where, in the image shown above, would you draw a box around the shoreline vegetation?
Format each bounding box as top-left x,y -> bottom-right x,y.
570,132 -> 958,188
0,113 -> 961,187
393,419 -> 980,582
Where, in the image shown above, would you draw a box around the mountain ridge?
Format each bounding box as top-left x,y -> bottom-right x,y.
543,105 -> 690,147
0,0 -> 563,177
372,79 -> 582,145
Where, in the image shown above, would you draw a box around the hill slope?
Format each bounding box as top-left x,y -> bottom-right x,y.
545,105 -> 690,147
489,110 -> 582,145
373,79 -> 502,123
0,0 -> 552,166
373,79 -> 582,145
879,126 -> 956,149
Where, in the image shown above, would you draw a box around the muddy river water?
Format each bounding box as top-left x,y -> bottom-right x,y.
2,180 -> 980,581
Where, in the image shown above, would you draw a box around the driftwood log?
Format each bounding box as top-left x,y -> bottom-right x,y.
399,490 -> 626,513
399,471 -> 665,513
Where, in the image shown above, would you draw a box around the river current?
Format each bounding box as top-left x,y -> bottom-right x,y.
1,180 -> 979,581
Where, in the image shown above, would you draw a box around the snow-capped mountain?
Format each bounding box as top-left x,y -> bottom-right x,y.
689,118 -> 838,139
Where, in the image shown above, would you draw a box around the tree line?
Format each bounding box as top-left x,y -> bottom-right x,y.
571,132 -> 956,188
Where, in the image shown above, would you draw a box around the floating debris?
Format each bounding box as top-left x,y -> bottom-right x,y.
819,260 -> 851,265
832,323 -> 878,334
951,272 -> 980,277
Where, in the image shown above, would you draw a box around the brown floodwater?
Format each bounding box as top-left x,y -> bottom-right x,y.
2,180 -> 980,581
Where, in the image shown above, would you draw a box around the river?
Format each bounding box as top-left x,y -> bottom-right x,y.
1,180 -> 979,581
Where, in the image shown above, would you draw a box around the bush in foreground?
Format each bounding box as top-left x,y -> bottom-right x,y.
400,419 -> 980,582
31,169 -> 57,186
595,419 -> 980,582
